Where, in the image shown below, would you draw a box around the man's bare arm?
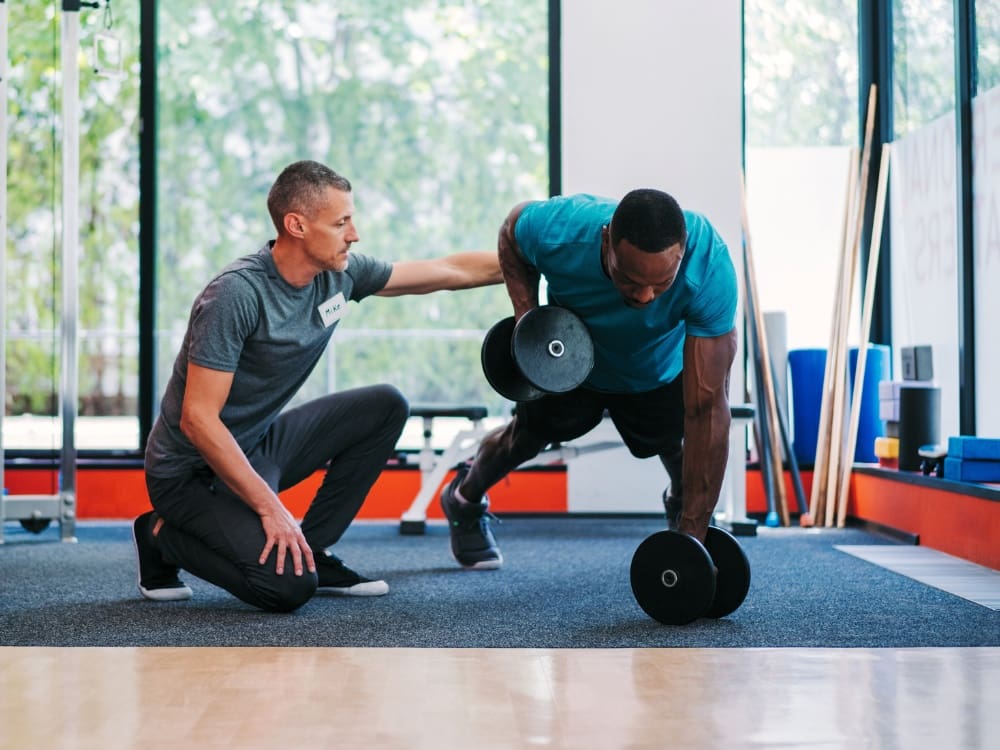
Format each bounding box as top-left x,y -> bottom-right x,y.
180,363 -> 315,576
679,328 -> 738,543
497,201 -> 541,320
376,250 -> 502,296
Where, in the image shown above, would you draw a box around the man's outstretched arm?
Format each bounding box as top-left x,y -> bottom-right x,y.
376,250 -> 502,296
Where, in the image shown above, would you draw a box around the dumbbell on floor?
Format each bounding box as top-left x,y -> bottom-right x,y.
630,527 -> 751,626
481,306 -> 595,401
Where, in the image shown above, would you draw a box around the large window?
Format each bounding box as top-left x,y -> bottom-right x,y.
980,3 -> 1000,92
743,0 -> 859,357
973,2 -> 1000,431
154,1 -> 549,441
4,2 -> 141,451
888,0 -> 959,439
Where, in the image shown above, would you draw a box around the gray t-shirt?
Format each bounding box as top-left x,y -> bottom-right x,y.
145,242 -> 393,477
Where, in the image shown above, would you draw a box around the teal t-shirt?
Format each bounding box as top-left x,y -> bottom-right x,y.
514,194 -> 737,392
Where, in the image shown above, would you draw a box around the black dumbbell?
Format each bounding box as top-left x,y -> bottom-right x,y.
629,527 -> 751,626
481,306 -> 595,401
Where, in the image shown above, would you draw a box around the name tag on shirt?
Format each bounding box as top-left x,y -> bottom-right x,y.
317,292 -> 348,327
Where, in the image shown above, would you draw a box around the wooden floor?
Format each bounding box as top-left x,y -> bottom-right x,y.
2,647 -> 998,749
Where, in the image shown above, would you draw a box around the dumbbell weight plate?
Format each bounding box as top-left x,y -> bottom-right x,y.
702,526 -> 751,619
512,306 -> 594,394
480,316 -> 544,402
630,530 -> 716,626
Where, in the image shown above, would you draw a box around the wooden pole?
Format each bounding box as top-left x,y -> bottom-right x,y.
823,84 -> 878,527
836,145 -> 891,527
807,147 -> 859,527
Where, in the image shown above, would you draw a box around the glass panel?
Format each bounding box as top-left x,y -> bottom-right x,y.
973,5 -> 1000,431
155,1 -> 549,431
893,0 -> 956,137
743,1 -> 858,351
3,2 -> 140,452
979,1 -> 1000,93
889,0 -> 959,441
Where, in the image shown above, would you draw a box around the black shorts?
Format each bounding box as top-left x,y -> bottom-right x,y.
514,376 -> 685,459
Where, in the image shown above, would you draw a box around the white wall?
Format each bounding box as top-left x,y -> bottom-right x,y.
973,85 -> 1000,436
559,0 -> 746,514
889,113 -> 961,442
745,146 -> 855,352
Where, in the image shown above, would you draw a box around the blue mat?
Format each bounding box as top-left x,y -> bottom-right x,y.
1,518 -> 996,647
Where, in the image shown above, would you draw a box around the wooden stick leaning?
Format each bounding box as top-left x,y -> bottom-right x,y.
808,147 -> 860,526
739,172 -> 789,525
824,84 -> 878,527
821,195 -> 861,526
836,145 -> 891,528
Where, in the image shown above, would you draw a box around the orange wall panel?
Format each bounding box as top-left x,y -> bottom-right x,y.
4,469 -> 60,496
851,473 -> 999,569
6,466 -> 996,570
3,466 -> 568,520
274,467 -> 567,519
744,469 -> 814,514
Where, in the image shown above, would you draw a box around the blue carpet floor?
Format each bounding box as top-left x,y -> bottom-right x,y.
1,517 -> 996,647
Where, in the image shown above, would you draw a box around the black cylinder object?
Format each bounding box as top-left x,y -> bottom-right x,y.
897,385 -> 941,472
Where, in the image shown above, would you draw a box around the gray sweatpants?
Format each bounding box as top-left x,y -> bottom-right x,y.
145,384 -> 409,612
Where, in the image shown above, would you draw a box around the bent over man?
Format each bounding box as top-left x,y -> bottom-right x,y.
440,189 -> 738,570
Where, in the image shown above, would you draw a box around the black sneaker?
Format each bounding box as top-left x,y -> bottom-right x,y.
316,552 -> 388,596
440,467 -> 503,570
131,511 -> 192,601
662,490 -> 682,531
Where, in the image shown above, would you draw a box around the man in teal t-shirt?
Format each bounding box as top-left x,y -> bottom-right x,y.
439,190 -> 738,571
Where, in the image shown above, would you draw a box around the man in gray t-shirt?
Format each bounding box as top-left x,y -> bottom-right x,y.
135,160 -> 501,612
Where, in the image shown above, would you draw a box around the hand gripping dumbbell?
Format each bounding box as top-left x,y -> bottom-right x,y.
630,527 -> 751,625
481,306 -> 595,401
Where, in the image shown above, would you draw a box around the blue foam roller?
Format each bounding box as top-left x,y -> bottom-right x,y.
849,345 -> 890,463
947,436 -> 1000,461
943,457 -> 1000,483
788,348 -> 826,465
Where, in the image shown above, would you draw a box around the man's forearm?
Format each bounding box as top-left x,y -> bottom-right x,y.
441,251 -> 504,289
678,404 -> 731,542
182,413 -> 283,518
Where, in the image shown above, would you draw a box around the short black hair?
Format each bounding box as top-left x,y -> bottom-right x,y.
610,188 -> 686,253
267,160 -> 352,233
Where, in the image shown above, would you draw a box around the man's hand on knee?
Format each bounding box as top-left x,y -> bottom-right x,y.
259,507 -> 316,576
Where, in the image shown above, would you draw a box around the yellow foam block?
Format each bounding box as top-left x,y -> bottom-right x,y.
874,436 -> 899,459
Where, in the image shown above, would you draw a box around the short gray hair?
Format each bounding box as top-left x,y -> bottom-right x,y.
267,160 -> 352,233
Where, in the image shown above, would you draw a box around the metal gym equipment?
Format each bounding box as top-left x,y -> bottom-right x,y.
0,0 -> 92,543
